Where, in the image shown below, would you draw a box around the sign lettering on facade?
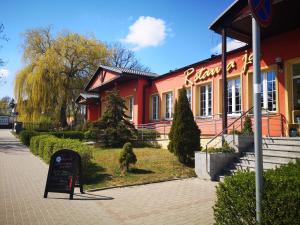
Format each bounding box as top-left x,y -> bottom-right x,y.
185,51 -> 253,86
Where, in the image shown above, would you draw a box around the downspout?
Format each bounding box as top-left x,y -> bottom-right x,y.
142,80 -> 152,124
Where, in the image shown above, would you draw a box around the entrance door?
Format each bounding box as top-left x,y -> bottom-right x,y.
292,63 -> 300,123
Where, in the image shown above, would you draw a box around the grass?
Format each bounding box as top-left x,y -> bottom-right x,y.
84,147 -> 196,189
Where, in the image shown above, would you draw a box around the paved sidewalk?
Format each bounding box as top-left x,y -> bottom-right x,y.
0,129 -> 216,225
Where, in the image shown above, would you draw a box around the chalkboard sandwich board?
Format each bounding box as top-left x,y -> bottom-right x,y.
44,149 -> 84,200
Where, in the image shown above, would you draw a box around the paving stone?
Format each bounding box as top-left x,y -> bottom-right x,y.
0,129 -> 216,225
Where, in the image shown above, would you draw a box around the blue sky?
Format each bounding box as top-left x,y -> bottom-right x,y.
0,0 -> 240,98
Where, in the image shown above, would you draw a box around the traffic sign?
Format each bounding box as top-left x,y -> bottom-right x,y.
249,0 -> 272,27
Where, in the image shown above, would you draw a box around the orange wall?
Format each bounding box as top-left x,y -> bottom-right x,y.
85,28 -> 300,136
146,28 -> 300,127
89,71 -> 119,91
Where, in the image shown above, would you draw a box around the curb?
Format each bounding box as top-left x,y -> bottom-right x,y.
86,177 -> 196,192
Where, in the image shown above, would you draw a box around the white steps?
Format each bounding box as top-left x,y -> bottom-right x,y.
219,137 -> 300,181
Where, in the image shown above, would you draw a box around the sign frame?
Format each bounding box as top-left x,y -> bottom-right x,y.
248,0 -> 273,27
44,149 -> 84,200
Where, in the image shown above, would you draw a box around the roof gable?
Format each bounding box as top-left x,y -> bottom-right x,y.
84,65 -> 158,92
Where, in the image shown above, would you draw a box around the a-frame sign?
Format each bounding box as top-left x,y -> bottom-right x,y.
44,149 -> 84,200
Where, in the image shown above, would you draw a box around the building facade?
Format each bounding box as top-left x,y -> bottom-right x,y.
77,0 -> 300,137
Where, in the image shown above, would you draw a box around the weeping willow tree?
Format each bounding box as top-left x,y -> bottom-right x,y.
15,27 -> 111,126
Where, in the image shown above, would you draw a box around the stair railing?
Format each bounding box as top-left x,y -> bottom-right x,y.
204,106 -> 254,173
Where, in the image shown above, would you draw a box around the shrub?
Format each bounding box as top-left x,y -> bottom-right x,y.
168,87 -> 200,165
84,128 -> 98,140
137,128 -> 160,140
202,141 -> 235,153
82,121 -> 94,131
119,142 -> 137,173
229,130 -> 242,135
242,115 -> 253,135
20,130 -> 39,146
214,161 -> 300,225
29,135 -> 93,178
48,131 -> 84,140
30,135 -> 53,155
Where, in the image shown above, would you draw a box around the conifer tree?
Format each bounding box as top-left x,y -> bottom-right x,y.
167,99 -> 178,152
119,142 -> 137,173
95,88 -> 137,147
168,87 -> 200,165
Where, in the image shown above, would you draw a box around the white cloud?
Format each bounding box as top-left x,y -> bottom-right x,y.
211,39 -> 246,54
122,16 -> 167,50
0,68 -> 9,77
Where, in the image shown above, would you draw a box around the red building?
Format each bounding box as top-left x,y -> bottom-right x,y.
77,0 -> 300,137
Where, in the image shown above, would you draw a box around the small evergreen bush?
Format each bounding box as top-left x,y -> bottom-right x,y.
241,115 -> 253,135
119,142 -> 137,173
168,87 -> 200,165
214,160 -> 300,225
20,130 -> 39,146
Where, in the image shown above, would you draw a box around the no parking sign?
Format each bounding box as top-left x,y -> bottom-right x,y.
249,0 -> 273,27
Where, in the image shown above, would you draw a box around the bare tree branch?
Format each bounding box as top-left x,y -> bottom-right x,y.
108,42 -> 151,72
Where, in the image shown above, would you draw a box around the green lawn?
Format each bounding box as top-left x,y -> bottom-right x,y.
84,147 -> 196,189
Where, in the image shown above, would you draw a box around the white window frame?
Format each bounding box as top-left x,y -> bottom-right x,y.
165,92 -> 173,119
293,64 -> 300,111
128,96 -> 134,121
199,84 -> 212,117
152,94 -> 159,120
227,77 -> 241,115
261,71 -> 276,112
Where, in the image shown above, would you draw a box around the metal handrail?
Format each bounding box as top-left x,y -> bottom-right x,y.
204,106 -> 254,173
205,107 -> 254,149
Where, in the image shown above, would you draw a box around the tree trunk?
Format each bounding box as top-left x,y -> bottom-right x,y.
60,105 -> 68,127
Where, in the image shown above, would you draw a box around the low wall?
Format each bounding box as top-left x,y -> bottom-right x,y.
195,151 -> 239,181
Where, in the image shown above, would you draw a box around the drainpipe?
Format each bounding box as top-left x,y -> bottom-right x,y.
142,80 -> 152,124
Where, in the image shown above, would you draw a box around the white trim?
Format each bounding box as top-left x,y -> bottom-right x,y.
293,75 -> 300,79
199,83 -> 212,117
261,71 -> 277,112
227,77 -> 241,116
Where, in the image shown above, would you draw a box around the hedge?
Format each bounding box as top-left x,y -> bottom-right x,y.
29,135 -> 93,179
214,160 -> 300,225
48,131 -> 84,140
19,130 -> 40,146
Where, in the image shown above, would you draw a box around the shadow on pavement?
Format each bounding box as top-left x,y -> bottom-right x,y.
46,192 -> 114,201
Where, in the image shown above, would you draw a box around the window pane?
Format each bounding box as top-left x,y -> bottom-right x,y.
200,86 -> 206,116
208,85 -> 212,116
235,79 -> 241,113
165,93 -> 172,119
266,71 -> 276,111
152,95 -> 159,120
292,63 -> 300,76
